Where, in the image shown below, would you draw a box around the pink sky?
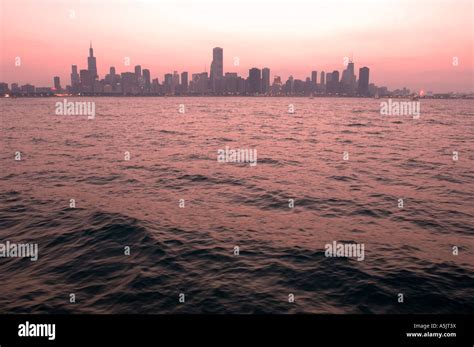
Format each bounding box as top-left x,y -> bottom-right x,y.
0,0 -> 472,92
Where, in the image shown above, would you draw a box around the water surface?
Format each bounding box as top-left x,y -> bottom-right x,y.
1,97 -> 473,313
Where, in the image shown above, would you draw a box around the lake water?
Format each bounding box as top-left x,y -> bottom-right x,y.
0,97 -> 473,313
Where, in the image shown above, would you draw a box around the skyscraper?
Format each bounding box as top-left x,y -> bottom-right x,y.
70,65 -> 80,88
164,73 -> 173,94
347,61 -> 354,76
271,76 -> 282,95
358,67 -> 370,96
326,73 -> 332,84
142,69 -> 151,92
341,61 -> 356,95
311,70 -> 318,94
80,69 -> 93,93
181,72 -> 188,93
311,71 -> 317,84
210,47 -> 223,92
191,72 -> 208,94
53,76 -> 61,91
285,75 -> 294,95
262,68 -> 270,95
224,72 -> 239,94
135,65 -> 142,78
87,42 -> 98,79
172,71 -> 180,95
248,68 -> 261,94
328,70 -> 340,94
320,71 -> 325,86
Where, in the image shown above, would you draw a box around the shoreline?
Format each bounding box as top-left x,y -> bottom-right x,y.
2,94 -> 472,99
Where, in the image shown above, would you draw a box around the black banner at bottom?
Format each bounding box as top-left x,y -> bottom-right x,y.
0,314 -> 471,346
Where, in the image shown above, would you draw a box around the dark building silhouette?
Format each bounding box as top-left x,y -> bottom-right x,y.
191,72 -> 208,94
271,76 -> 282,95
294,79 -> 305,95
53,76 -> 61,91
11,83 -> 20,94
262,68 -> 270,95
9,41 -> 382,97
358,67 -> 370,96
164,73 -> 172,94
341,61 -> 356,95
181,72 -> 188,93
304,77 -> 312,95
142,69 -> 151,92
210,47 -> 223,92
151,78 -> 160,94
172,71 -> 179,95
70,65 -> 80,89
121,72 -> 139,95
135,65 -> 143,90
87,42 -> 98,79
328,70 -> 340,94
224,72 -> 239,94
0,82 -> 8,94
311,71 -> 317,84
326,72 -> 332,83
135,65 -> 142,78
248,68 -> 261,94
21,84 -> 35,95
80,69 -> 93,93
284,75 -> 294,95
107,66 -> 120,85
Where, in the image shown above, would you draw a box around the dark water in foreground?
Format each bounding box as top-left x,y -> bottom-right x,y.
0,97 -> 473,313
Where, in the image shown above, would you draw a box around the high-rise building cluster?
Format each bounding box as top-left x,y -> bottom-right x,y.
1,44 -> 438,98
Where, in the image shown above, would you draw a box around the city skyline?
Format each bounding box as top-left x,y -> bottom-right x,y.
1,43 -> 471,98
1,44 -> 397,97
0,0 -> 472,93
1,41 -> 472,95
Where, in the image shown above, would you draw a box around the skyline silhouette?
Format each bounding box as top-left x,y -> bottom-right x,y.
1,43 -> 472,98
1,0 -> 472,93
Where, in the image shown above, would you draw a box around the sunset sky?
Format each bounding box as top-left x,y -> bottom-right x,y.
0,0 -> 472,92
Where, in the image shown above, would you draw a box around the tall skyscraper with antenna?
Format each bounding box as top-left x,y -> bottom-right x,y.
88,42 -> 98,79
341,58 -> 356,95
